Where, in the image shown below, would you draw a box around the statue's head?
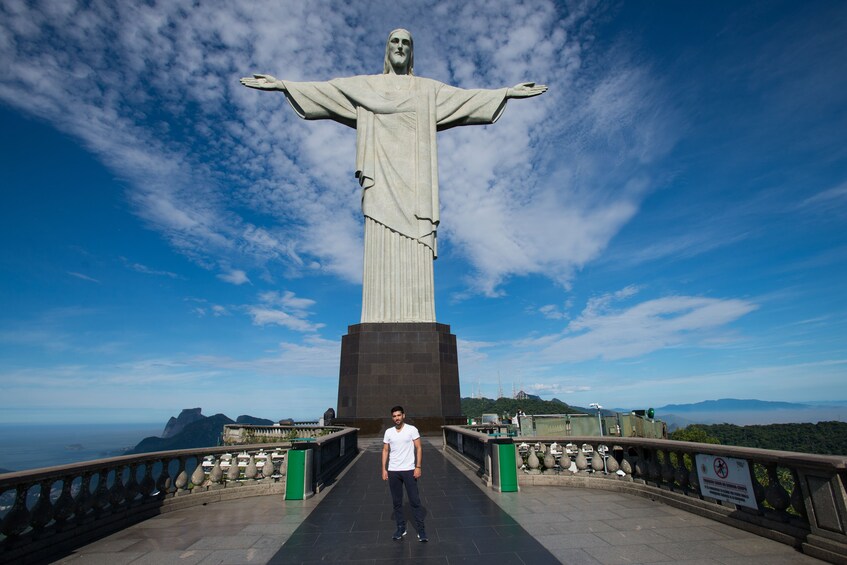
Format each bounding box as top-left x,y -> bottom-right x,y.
383,29 -> 414,75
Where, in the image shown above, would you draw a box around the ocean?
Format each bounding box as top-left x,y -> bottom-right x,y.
0,423 -> 163,473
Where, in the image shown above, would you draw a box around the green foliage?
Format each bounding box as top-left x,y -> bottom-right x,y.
461,397 -> 578,419
675,421 -> 847,455
670,425 -> 721,444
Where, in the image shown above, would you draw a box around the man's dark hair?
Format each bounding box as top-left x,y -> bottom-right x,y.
390,405 -> 404,414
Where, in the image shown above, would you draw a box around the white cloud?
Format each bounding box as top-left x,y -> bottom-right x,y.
524,292 -> 758,363
217,269 -> 250,285
0,0 -> 678,299
246,290 -> 323,332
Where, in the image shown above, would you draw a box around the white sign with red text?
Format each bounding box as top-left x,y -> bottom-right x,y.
695,454 -> 757,509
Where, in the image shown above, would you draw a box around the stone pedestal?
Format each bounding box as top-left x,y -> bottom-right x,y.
334,323 -> 464,435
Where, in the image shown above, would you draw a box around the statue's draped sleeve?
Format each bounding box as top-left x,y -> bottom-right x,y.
281,76 -> 508,256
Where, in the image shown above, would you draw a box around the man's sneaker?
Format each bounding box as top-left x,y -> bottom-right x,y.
417,529 -> 429,542
392,525 -> 407,541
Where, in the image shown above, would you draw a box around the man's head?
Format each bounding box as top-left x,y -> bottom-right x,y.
390,405 -> 405,428
383,29 -> 413,75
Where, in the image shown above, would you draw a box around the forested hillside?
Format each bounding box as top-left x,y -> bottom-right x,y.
672,421 -> 847,455
461,397 -> 583,419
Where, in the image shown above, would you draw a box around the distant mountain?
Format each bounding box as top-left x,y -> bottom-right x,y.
654,398 -> 847,426
161,407 -> 205,438
127,410 -> 288,454
236,415 -> 275,426
659,399 -> 812,412
127,414 -> 235,454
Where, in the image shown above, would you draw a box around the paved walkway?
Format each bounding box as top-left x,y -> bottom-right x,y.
55,438 -> 826,564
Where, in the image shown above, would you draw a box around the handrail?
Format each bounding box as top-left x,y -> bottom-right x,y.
0,427 -> 359,564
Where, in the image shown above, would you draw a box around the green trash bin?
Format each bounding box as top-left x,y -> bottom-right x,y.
285,446 -> 314,500
491,441 -> 519,492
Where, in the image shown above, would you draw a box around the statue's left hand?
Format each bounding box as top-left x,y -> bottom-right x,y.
508,82 -> 548,98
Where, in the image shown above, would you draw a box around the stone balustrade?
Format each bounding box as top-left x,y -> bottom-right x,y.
443,426 -> 847,563
0,426 -> 358,564
221,424 -> 342,445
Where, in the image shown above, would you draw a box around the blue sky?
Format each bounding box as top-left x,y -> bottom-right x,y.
1,0 -> 845,424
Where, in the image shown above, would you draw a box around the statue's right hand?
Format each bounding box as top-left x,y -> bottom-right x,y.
239,74 -> 284,91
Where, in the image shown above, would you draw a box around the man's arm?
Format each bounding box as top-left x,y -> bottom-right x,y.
413,438 -> 422,479
382,442 -> 390,481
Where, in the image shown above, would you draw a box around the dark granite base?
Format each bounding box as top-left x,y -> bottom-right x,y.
336,323 -> 462,435
333,416 -> 467,436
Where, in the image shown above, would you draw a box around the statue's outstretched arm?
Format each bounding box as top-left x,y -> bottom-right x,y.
507,82 -> 548,98
239,74 -> 287,92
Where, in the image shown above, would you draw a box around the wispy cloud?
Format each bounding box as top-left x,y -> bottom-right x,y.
523,289 -> 758,363
246,290 -> 323,332
801,181 -> 847,208
121,258 -> 182,279
67,271 -> 100,284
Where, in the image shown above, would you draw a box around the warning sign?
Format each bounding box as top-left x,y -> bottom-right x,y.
695,454 -> 757,509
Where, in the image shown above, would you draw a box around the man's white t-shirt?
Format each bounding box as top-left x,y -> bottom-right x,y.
383,423 -> 420,471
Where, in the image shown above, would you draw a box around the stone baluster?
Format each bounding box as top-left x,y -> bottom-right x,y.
630,447 -> 647,481
156,459 -> 172,498
139,464 -> 156,499
262,456 -> 276,479
688,456 -> 700,494
574,447 -> 589,473
226,457 -> 242,482
92,469 -> 110,515
124,464 -> 140,505
764,463 -> 791,519
190,458 -> 207,489
29,480 -> 55,532
647,450 -> 662,484
209,457 -> 224,484
109,466 -> 128,509
542,447 -> 556,474
619,453 -> 633,477
591,445 -> 606,473
0,484 -> 31,537
674,451 -> 690,491
245,455 -> 259,480
74,473 -> 93,520
53,479 -> 76,527
750,463 -> 766,511
526,447 -> 541,474
790,469 -> 807,520
174,457 -> 189,493
605,448 -> 620,475
660,449 -> 675,486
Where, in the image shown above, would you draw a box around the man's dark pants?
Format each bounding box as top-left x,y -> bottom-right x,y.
387,470 -> 425,529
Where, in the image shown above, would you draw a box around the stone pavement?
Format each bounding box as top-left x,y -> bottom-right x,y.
54,438 -> 827,564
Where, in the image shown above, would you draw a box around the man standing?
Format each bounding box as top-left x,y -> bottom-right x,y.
382,405 -> 427,542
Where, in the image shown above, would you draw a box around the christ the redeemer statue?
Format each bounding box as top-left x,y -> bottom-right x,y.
241,29 -> 546,323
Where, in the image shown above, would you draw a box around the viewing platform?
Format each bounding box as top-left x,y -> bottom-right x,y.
1,440 -> 836,563
1,427 -> 845,564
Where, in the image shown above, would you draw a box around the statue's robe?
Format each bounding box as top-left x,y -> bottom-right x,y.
283,74 -> 508,322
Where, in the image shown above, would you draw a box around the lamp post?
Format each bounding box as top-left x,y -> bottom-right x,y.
589,403 -> 603,436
